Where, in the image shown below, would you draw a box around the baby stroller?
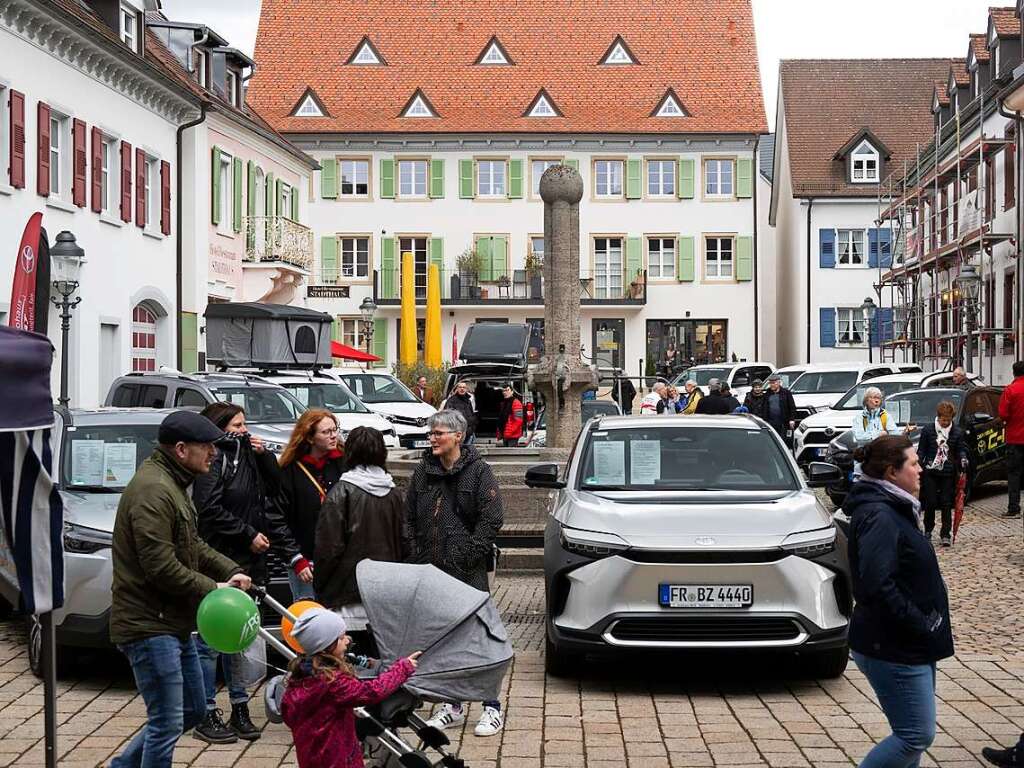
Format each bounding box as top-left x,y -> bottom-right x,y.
259,560 -> 514,768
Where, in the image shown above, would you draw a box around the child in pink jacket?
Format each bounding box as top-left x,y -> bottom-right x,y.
281,608 -> 420,768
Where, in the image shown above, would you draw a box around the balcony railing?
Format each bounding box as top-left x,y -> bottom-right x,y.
242,216 -> 314,271
372,267 -> 647,305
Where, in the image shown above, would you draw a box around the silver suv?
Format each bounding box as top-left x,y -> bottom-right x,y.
526,414 -> 851,678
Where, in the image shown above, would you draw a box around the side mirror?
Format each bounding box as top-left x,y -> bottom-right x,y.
805,461 -> 843,487
971,412 -> 993,425
525,463 -> 566,489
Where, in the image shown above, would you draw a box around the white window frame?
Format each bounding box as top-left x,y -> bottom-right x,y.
296,95 -> 322,117
993,41 -> 1001,77
530,158 -> 560,198
528,95 -> 556,117
195,49 -> 208,88
603,42 -> 634,65
646,159 -> 676,198
836,307 -> 867,346
647,236 -> 676,280
352,43 -> 381,65
403,95 -> 433,118
100,138 -> 111,212
120,4 -> 137,51
339,159 -> 370,197
704,158 -> 734,198
530,235 -> 545,262
480,42 -> 508,65
131,304 -> 158,372
0,84 -> 9,190
145,156 -> 159,232
594,159 -> 624,198
225,70 -> 238,107
836,229 -> 866,267
217,151 -> 233,235
397,159 -> 428,198
476,159 -> 506,198
851,141 -> 879,183
593,237 -> 623,299
340,236 -> 370,280
48,111 -> 71,200
704,236 -> 734,280
336,317 -> 364,349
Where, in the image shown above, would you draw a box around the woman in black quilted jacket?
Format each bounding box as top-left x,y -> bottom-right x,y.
405,409 -> 506,737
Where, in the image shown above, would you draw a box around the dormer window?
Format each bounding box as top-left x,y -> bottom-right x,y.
347,37 -> 386,66
524,89 -> 562,118
477,36 -> 512,65
120,3 -> 138,51
600,36 -> 638,65
400,89 -> 438,118
972,69 -> 979,97
851,141 -> 879,183
291,88 -> 329,117
225,70 -> 238,107
652,89 -> 689,118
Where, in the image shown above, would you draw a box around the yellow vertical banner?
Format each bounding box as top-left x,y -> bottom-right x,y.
400,251 -> 417,365
425,263 -> 442,367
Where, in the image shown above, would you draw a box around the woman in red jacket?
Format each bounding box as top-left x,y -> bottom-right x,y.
495,385 -> 524,447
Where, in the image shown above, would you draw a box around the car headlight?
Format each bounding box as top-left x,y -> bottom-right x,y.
264,441 -> 285,454
781,527 -> 836,558
559,527 -> 629,559
796,422 -> 810,434
63,522 -> 113,554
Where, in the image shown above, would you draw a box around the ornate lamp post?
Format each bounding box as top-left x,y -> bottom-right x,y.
49,231 -> 86,408
359,295 -> 377,357
860,297 -> 877,364
954,264 -> 982,374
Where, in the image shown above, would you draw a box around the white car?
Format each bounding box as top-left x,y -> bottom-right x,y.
788,363 -> 901,423
672,361 -> 775,400
793,373 -> 926,464
261,371 -> 399,448
336,372 -> 436,449
773,365 -> 809,390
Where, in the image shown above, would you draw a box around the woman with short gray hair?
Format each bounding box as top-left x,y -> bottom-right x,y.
406,409 -> 506,737
853,386 -> 905,448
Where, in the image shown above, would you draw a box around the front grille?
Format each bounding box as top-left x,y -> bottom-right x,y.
802,430 -> 831,447
622,549 -> 785,564
608,616 -> 802,644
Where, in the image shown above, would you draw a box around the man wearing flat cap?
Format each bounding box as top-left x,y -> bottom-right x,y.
109,411 -> 252,768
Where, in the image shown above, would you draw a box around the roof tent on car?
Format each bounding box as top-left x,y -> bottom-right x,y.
203,302 -> 333,370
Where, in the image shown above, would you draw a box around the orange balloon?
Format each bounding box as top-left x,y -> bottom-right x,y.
281,600 -> 324,653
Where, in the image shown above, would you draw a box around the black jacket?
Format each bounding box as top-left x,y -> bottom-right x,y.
445,392 -> 477,436
917,422 -> 968,476
277,451 -> 346,560
404,446 -> 503,592
313,477 -> 411,608
612,380 -> 637,410
845,480 -> 954,665
193,435 -> 299,585
763,388 -> 797,426
695,393 -> 740,414
743,392 -> 768,419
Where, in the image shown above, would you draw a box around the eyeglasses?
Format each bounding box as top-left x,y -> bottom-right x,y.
428,430 -> 455,439
317,428 -> 339,436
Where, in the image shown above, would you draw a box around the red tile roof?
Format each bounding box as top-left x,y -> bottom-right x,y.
970,33 -> 991,63
934,81 -> 951,107
780,59 -> 955,197
951,61 -> 970,87
248,0 -> 767,136
990,6 -> 1022,37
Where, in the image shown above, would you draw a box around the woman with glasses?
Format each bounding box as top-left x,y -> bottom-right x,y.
406,410 -> 506,738
278,409 -> 345,601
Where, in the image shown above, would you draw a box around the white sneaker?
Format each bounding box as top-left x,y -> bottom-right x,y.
425,703 -> 465,731
474,706 -> 503,737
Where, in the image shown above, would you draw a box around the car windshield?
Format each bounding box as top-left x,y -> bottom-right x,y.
834,380 -> 924,410
578,426 -> 799,491
279,381 -> 369,413
687,368 -> 731,386
790,371 -> 858,394
885,390 -> 964,426
62,423 -> 160,491
341,374 -> 418,403
774,370 -> 805,388
210,386 -> 304,423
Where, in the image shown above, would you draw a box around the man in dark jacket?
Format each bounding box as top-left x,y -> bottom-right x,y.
695,380 -> 739,414
763,373 -> 797,438
443,380 -> 478,444
109,411 -> 250,768
612,377 -> 637,415
743,379 -> 768,419
999,361 -> 1024,518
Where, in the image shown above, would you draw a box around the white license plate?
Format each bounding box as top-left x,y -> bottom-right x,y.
659,584 -> 753,608
413,440 -> 431,448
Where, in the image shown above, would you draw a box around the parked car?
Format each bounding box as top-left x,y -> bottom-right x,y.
792,373 -> 926,465
258,370 -> 398,447
333,371 -> 435,448
104,371 -> 307,454
822,386 -> 1006,506
772,364 -> 809,390
526,414 -> 851,678
671,361 -> 775,400
788,363 -> 900,424
526,399 -> 621,447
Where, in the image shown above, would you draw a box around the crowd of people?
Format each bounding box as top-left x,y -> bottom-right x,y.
108,400 -> 506,768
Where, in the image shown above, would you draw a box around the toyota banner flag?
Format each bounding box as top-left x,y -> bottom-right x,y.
8,212 -> 50,335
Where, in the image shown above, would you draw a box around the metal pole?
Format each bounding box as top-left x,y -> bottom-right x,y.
965,307 -> 975,374
41,611 -> 56,768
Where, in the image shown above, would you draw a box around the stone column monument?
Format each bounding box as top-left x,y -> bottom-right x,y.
529,165 -> 599,451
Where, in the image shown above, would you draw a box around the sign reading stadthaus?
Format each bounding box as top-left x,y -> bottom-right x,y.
308,286 -> 350,298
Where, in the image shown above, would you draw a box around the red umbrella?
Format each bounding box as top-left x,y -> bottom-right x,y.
330,340 -> 380,363
952,472 -> 967,544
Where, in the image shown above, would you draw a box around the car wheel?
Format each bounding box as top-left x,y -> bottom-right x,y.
544,633 -> 581,678
802,646 -> 849,679
26,615 -> 68,680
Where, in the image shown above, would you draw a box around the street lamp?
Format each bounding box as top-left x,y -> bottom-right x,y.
359,295 -> 377,356
954,264 -> 982,374
49,231 -> 86,408
860,297 -> 877,364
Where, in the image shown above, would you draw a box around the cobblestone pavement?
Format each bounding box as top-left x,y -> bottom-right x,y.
2,485 -> 1024,766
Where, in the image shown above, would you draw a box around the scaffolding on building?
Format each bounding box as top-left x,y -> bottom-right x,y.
875,84 -> 1016,379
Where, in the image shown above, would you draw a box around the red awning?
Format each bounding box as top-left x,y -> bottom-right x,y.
331,340 -> 380,362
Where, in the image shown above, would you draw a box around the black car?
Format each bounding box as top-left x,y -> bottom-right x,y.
822,386 -> 1006,506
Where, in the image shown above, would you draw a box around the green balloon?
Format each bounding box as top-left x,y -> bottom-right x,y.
197,587 -> 260,654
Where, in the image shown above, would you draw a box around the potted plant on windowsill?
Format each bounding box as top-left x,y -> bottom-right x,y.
456,247 -> 482,299
525,249 -> 544,299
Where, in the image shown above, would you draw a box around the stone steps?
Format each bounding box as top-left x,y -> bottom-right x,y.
498,547 -> 543,573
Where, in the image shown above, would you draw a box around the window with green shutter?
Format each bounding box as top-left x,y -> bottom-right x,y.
430,237 -> 444,296
211,146 -> 222,225
736,157 -> 753,199
677,236 -> 695,281
246,161 -> 257,249
265,172 -> 275,215
491,235 -> 508,280
276,179 -> 285,219
459,159 -> 474,199
508,159 -> 523,199
678,158 -> 695,199
321,236 -> 338,283
372,317 -> 387,367
565,158 -> 579,171
429,159 -> 444,198
735,236 -> 753,281
380,158 -> 395,199
625,237 -> 642,287
625,158 -> 642,199
380,236 -> 396,298
475,236 -> 493,281
232,157 -> 243,232
321,157 -> 338,199
291,189 -> 300,222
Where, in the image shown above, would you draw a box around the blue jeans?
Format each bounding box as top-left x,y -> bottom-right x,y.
853,651 -> 937,767
111,634 -> 206,768
195,636 -> 248,710
288,569 -> 316,602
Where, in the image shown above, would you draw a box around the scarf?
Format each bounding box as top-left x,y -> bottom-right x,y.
340,465 -> 396,497
300,448 -> 344,471
859,475 -> 923,531
929,419 -> 951,470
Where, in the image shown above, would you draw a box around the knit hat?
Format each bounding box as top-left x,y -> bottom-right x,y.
751,379 -> 763,388
291,608 -> 347,656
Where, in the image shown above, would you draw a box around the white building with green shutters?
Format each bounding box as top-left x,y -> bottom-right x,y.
247,0 -> 771,378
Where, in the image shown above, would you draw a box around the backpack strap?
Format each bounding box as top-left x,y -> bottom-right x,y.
295,462 -> 327,503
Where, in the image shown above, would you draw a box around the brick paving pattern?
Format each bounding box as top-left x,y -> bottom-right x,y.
0,485 -> 1022,766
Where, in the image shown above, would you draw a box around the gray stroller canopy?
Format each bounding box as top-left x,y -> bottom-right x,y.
356,560 -> 513,703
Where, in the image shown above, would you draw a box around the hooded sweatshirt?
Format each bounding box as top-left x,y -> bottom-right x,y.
339,465 -> 396,497
282,657 -> 415,768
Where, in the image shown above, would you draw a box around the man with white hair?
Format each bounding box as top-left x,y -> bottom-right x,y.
640,382 -> 668,415
680,380 -> 703,414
